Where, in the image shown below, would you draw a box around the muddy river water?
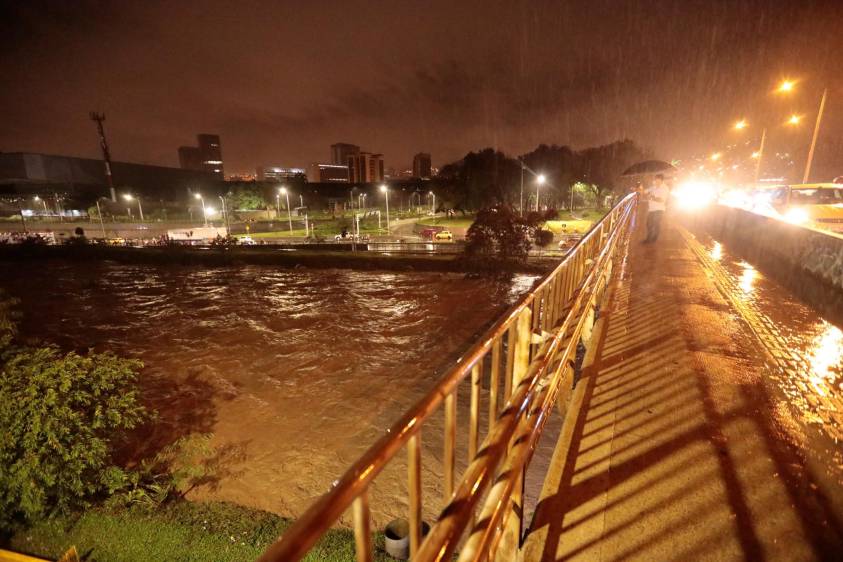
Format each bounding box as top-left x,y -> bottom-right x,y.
1,261 -> 539,525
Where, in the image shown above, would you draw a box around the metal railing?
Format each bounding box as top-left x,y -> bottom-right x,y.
258,194 -> 639,562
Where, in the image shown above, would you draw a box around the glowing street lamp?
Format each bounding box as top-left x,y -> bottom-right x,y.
734,119 -> 748,130
778,79 -> 795,93
194,192 -> 207,226
380,184 -> 390,233
33,195 -> 48,215
280,186 -> 292,235
535,174 -> 546,212
710,152 -> 722,162
122,193 -> 144,222
429,191 -> 435,214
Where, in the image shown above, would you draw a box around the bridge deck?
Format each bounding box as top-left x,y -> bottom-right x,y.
523,217 -> 842,561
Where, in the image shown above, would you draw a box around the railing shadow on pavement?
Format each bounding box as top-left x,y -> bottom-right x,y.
526,219 -> 843,562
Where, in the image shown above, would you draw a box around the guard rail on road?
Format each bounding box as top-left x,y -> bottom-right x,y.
258,194 -> 639,562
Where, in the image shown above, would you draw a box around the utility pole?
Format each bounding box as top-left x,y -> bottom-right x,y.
90,112 -> 116,202
803,88 -> 827,184
753,128 -> 767,185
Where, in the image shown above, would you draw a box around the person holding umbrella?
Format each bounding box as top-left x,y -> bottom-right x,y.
643,174 -> 669,243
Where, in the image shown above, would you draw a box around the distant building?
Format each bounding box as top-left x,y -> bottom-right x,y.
413,153 -> 432,179
348,152 -> 384,183
257,166 -> 306,182
331,143 -> 360,166
226,172 -> 256,182
178,134 -> 224,179
178,146 -> 203,171
307,163 -> 350,183
0,152 -> 219,201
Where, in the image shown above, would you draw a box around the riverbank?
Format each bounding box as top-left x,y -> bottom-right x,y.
0,244 -> 554,274
5,500 -> 391,562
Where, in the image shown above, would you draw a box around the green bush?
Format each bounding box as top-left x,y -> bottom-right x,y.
0,332 -> 147,525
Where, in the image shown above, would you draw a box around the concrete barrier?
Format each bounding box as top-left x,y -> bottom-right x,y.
693,205 -> 843,293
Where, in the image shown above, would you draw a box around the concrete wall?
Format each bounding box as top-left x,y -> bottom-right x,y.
695,205 -> 843,292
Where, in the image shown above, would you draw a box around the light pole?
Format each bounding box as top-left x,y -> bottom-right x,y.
535,174 -> 546,212
520,161 -> 525,215
280,186 -> 292,235
95,199 -> 107,238
194,193 -> 207,226
380,184 -> 390,234
803,88 -> 828,183
34,196 -> 48,217
123,193 -> 144,222
219,195 -> 229,233
430,191 -> 435,215
275,192 -> 281,219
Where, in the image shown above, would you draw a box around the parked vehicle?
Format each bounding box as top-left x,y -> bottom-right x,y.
434,230 -> 454,241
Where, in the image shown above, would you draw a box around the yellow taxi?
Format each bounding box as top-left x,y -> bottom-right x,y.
769,183 -> 843,233
434,230 -> 454,242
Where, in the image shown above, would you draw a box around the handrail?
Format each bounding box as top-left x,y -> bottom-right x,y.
258,194 -> 638,562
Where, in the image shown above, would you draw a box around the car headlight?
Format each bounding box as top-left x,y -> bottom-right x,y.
783,207 -> 810,224
673,181 -> 715,210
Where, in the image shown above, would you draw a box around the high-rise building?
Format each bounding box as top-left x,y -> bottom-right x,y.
178,134 -> 224,179
257,166 -> 306,182
348,152 -> 384,183
331,143 -> 360,166
307,163 -> 350,183
178,146 -> 203,171
413,153 -> 432,179
197,134 -> 224,178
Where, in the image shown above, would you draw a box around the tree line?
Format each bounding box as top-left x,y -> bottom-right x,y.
433,139 -> 651,212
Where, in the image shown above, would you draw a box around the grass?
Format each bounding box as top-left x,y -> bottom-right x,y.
6,500 -> 393,562
417,215 -> 476,228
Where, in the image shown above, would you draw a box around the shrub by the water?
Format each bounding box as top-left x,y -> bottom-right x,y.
0,293 -> 147,526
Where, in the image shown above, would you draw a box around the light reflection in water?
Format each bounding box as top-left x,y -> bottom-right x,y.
738,261 -> 756,295
710,241 -> 722,261
806,322 -> 843,398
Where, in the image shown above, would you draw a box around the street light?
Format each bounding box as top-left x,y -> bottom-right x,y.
787,114 -> 801,126
34,195 -> 48,215
429,191 -> 435,215
122,193 -> 144,222
710,152 -> 722,162
734,119 -> 748,130
280,186 -> 292,235
380,184 -> 390,234
778,79 -> 795,93
535,174 -> 546,212
194,192 -> 207,226
218,195 -> 228,232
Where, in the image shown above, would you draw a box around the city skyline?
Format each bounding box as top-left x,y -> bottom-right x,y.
1,1 -> 840,176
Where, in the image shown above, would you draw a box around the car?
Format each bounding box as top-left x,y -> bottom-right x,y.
434,230 -> 453,241
239,236 -> 256,245
770,183 -> 843,232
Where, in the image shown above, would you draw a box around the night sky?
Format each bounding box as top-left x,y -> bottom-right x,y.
1,0 -> 840,174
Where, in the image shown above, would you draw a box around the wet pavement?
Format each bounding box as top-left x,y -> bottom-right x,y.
524,214 -> 843,561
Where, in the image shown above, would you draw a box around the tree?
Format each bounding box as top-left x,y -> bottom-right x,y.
465,204 -> 538,262
0,297 -> 147,525
227,184 -> 266,210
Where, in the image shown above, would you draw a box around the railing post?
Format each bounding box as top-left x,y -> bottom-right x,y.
444,390 -> 457,503
352,490 -> 372,562
496,307 -> 533,559
409,432 -> 422,558
489,339 -> 501,432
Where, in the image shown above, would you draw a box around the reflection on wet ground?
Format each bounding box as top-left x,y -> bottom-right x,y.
686,233 -> 843,502
0,260 -> 539,522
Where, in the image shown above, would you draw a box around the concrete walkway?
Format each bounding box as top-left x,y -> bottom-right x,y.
523,214 -> 843,561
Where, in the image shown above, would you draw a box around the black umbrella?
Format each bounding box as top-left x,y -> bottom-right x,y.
620,160 -> 677,177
